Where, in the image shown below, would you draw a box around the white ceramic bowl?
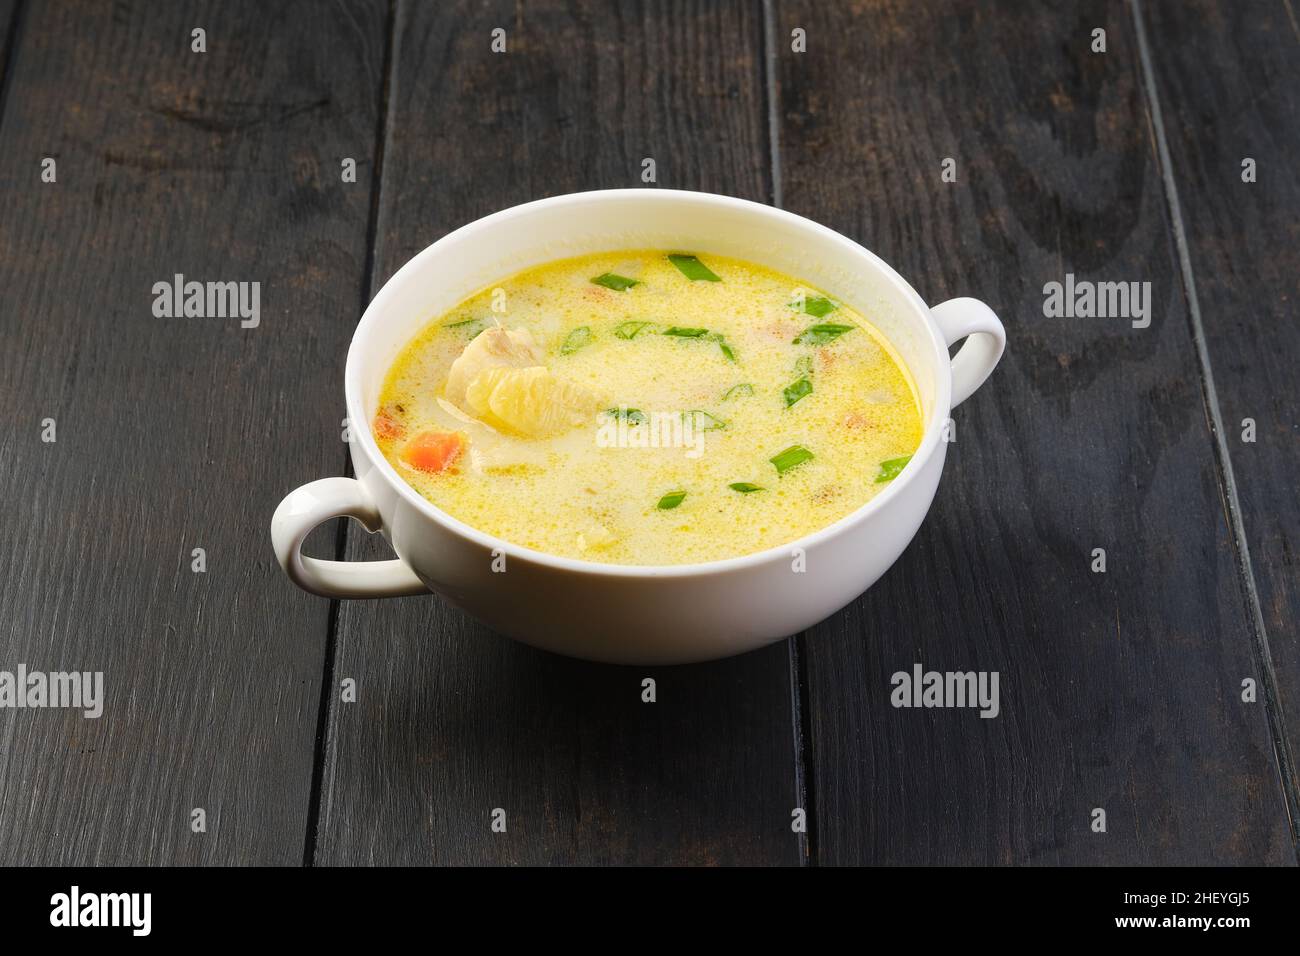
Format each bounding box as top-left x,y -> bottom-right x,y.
272,189 -> 1005,664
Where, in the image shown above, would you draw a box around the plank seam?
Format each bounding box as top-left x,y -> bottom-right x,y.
0,0 -> 28,133
788,635 -> 817,865
761,0 -> 783,209
302,0 -> 401,868
1129,0 -> 1300,858
764,0 -> 812,866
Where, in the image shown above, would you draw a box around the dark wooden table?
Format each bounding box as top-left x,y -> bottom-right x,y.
1,0 -> 1296,866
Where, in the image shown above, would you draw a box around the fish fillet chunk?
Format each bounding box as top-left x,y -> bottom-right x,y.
444,326 -> 543,408
465,366 -> 599,437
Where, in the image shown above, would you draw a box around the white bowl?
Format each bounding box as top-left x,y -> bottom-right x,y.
272,189 -> 1005,664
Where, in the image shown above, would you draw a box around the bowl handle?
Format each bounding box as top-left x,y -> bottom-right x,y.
930,297 -> 1006,409
271,476 -> 428,599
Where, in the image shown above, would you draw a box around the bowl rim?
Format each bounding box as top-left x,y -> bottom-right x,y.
345,187 -> 952,579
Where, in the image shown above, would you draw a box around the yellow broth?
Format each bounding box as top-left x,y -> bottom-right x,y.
373,251 -> 923,565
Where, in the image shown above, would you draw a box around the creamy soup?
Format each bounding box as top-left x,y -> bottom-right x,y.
373,251 -> 923,565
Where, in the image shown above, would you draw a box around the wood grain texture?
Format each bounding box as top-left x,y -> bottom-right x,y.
1139,0 -> 1300,844
313,0 -> 802,866
773,0 -> 1295,863
0,0 -> 386,863
3,0 -> 1292,869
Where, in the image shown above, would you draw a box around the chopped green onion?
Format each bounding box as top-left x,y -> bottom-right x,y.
560,326 -> 594,354
793,323 -> 856,345
657,491 -> 687,510
783,377 -> 813,408
444,318 -> 486,339
659,327 -> 735,361
667,254 -> 721,282
722,383 -> 754,401
770,444 -> 814,474
803,296 -> 838,318
683,409 -> 727,431
729,482 -> 765,493
605,407 -> 646,425
591,272 -> 639,291
443,316 -> 484,337
789,294 -> 838,317
614,320 -> 656,339
794,354 -> 814,378
875,455 -> 913,483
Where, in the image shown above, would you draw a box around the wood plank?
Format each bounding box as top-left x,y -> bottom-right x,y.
773,0 -> 1294,863
1138,0 -> 1300,843
314,0 -> 801,865
0,0 -> 387,864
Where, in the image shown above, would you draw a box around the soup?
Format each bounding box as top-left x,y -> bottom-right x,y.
372,251 -> 923,565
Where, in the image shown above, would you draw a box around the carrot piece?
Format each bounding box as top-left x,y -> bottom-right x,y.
373,405 -> 406,440
401,430 -> 464,473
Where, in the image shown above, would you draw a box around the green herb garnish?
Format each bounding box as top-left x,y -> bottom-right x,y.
667,254 -> 721,282
789,293 -> 838,317
794,354 -> 814,378
658,327 -> 736,361
605,407 -> 646,425
793,323 -> 855,345
591,272 -> 639,291
560,326 -> 594,354
783,377 -> 813,408
770,445 -> 814,474
729,482 -> 765,493
875,455 -> 913,483
614,321 -> 656,339
443,316 -> 484,337
722,383 -> 754,401
657,491 -> 687,510
683,409 -> 727,431
796,296 -> 838,318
